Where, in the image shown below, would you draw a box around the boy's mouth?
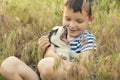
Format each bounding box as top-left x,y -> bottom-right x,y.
60,27 -> 69,44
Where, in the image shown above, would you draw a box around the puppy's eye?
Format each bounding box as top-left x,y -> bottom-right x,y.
49,28 -> 58,37
53,28 -> 58,35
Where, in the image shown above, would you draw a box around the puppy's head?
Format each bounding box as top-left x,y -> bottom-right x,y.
49,26 -> 69,48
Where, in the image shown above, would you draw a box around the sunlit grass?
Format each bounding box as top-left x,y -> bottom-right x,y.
0,0 -> 120,80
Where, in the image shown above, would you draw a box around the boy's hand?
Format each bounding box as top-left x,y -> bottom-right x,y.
38,36 -> 51,57
45,44 -> 59,58
38,36 -> 58,58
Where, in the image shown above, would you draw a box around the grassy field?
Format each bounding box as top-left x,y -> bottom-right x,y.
0,0 -> 120,80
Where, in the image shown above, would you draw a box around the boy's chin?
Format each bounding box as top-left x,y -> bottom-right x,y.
69,34 -> 80,38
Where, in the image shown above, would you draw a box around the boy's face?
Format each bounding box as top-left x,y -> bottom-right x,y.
63,6 -> 92,40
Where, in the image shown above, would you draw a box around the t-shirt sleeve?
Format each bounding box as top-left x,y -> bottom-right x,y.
80,34 -> 97,52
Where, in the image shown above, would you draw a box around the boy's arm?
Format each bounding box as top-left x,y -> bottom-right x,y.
44,44 -> 60,58
79,33 -> 97,64
38,36 -> 60,58
79,50 -> 94,64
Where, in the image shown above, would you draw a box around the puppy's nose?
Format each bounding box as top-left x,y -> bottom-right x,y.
63,26 -> 67,29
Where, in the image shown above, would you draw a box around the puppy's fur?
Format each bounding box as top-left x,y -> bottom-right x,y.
49,26 -> 70,60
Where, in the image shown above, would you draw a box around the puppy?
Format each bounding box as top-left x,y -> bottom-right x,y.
48,26 -> 90,78
48,26 -> 70,61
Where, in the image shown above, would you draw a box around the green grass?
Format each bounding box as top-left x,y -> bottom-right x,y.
0,0 -> 120,80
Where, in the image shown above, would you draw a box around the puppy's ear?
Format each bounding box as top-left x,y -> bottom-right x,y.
48,31 -> 52,43
48,28 -> 58,43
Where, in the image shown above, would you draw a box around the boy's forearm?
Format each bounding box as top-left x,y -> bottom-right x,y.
80,50 -> 94,64
44,50 -> 59,58
43,44 -> 60,58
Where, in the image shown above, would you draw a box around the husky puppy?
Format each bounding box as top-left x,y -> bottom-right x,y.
49,26 -> 70,61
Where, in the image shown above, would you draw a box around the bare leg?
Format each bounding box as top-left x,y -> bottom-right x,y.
0,56 -> 39,80
37,57 -> 67,80
37,57 -> 89,80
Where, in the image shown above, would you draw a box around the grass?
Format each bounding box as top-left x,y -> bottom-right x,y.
0,0 -> 120,80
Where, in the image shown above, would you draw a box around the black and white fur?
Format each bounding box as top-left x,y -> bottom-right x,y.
48,26 -> 71,61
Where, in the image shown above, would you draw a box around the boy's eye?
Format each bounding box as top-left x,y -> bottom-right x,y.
77,20 -> 84,23
65,17 -> 71,21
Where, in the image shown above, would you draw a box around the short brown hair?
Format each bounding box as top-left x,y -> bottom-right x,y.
64,0 -> 93,17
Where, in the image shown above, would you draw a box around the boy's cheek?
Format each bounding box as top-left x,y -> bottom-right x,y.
63,20 -> 69,26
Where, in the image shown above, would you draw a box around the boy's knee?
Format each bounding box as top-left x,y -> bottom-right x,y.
1,56 -> 19,66
37,57 -> 55,77
0,56 -> 20,74
37,57 -> 55,71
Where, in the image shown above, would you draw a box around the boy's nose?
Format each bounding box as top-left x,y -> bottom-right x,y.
69,21 -> 76,29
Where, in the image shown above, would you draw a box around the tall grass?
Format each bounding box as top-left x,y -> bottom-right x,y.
0,0 -> 120,80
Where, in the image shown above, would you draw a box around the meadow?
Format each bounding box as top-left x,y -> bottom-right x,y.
0,0 -> 120,80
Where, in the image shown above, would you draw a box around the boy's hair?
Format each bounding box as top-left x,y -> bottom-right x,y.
64,0 -> 93,17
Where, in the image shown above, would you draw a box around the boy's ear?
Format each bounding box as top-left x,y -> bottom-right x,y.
61,9 -> 64,15
88,16 -> 94,24
89,16 -> 94,21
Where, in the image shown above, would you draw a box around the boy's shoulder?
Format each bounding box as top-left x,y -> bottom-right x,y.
81,30 -> 96,41
80,30 -> 97,52
83,30 -> 96,37
71,30 -> 96,42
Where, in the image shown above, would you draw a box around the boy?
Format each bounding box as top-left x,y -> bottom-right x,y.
0,0 -> 97,80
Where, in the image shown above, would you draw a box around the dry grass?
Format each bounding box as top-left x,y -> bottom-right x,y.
0,0 -> 120,80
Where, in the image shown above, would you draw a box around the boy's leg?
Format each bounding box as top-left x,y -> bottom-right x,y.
37,57 -> 89,80
38,57 -> 89,80
0,56 -> 39,80
38,57 -> 69,80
